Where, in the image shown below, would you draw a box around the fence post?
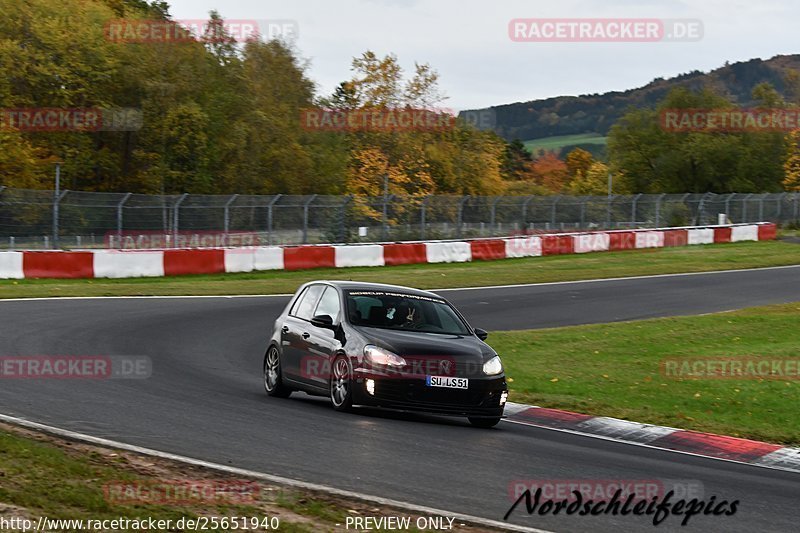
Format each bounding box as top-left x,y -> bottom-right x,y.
777,192 -> 786,221
521,196 -> 534,232
550,195 -> 561,227
456,196 -> 469,238
420,195 -> 430,240
223,194 -> 238,238
172,193 -> 188,246
491,196 -> 501,236
759,193 -> 765,221
724,193 -> 734,221
742,193 -> 753,223
631,193 -> 642,226
654,193 -> 665,227
339,196 -> 352,242
267,194 -> 282,246
302,194 -> 317,244
606,194 -> 616,228
697,192 -> 712,225
116,192 -> 132,248
795,192 -> 799,222
52,163 -> 63,249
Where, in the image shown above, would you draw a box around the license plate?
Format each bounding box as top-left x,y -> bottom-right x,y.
426,375 -> 468,389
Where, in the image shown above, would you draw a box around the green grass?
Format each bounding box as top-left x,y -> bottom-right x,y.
0,426 -> 453,532
0,428 -> 300,532
491,302 -> 800,445
1,241 -> 799,299
523,133 -> 607,153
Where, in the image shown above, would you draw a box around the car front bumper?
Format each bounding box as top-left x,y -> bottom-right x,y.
352,369 -> 507,418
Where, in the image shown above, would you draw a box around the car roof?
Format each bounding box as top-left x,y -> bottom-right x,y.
310,280 -> 442,299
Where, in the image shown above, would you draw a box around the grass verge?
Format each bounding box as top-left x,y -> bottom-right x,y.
2,241 -> 799,299
0,423 -> 488,532
491,302 -> 800,445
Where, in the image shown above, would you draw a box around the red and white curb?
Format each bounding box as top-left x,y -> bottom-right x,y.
0,222 -> 778,279
504,402 -> 800,473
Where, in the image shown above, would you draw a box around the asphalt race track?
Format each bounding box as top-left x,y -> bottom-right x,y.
2,266 -> 800,532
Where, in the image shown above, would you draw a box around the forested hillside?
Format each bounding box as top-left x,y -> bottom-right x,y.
468,55 -> 800,141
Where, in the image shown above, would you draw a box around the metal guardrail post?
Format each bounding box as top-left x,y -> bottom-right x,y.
223,194 -> 238,237
302,194 -> 317,244
172,193 -> 188,246
116,192 -> 132,247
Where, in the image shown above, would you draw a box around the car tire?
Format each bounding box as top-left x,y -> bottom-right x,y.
468,416 -> 501,428
330,355 -> 353,412
264,346 -> 292,398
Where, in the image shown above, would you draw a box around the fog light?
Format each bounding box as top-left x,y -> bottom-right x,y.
366,379 -> 375,396
500,391 -> 508,406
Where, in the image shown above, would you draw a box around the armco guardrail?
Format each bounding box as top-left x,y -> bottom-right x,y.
0,223 -> 777,279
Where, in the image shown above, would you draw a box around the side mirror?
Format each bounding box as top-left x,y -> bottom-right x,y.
474,328 -> 488,341
311,314 -> 335,329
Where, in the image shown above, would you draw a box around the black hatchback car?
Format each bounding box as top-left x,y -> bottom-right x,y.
264,281 -> 508,427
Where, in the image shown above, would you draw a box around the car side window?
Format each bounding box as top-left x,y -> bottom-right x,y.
314,287 -> 341,322
291,284 -> 324,321
288,287 -> 309,316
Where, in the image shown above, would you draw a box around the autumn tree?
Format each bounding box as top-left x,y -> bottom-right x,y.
530,152 -> 569,193
565,148 -> 594,180
783,130 -> 800,191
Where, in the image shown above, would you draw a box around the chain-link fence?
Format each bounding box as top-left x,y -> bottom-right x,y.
0,187 -> 797,249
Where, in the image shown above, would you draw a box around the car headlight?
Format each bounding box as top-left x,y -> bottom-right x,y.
364,345 -> 407,367
483,355 -> 503,376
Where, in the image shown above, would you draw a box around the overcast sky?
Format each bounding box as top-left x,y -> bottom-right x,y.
165,0 -> 799,111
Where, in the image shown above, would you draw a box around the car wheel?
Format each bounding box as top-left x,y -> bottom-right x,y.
264,346 -> 292,398
330,355 -> 353,411
468,416 -> 501,428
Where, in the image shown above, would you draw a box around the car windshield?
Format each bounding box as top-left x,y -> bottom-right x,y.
345,290 -> 470,335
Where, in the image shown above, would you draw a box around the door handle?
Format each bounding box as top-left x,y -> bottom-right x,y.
302,332 -> 310,339
282,325 -> 289,333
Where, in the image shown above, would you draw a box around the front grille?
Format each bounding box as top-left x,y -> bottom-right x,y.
372,378 -> 503,408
